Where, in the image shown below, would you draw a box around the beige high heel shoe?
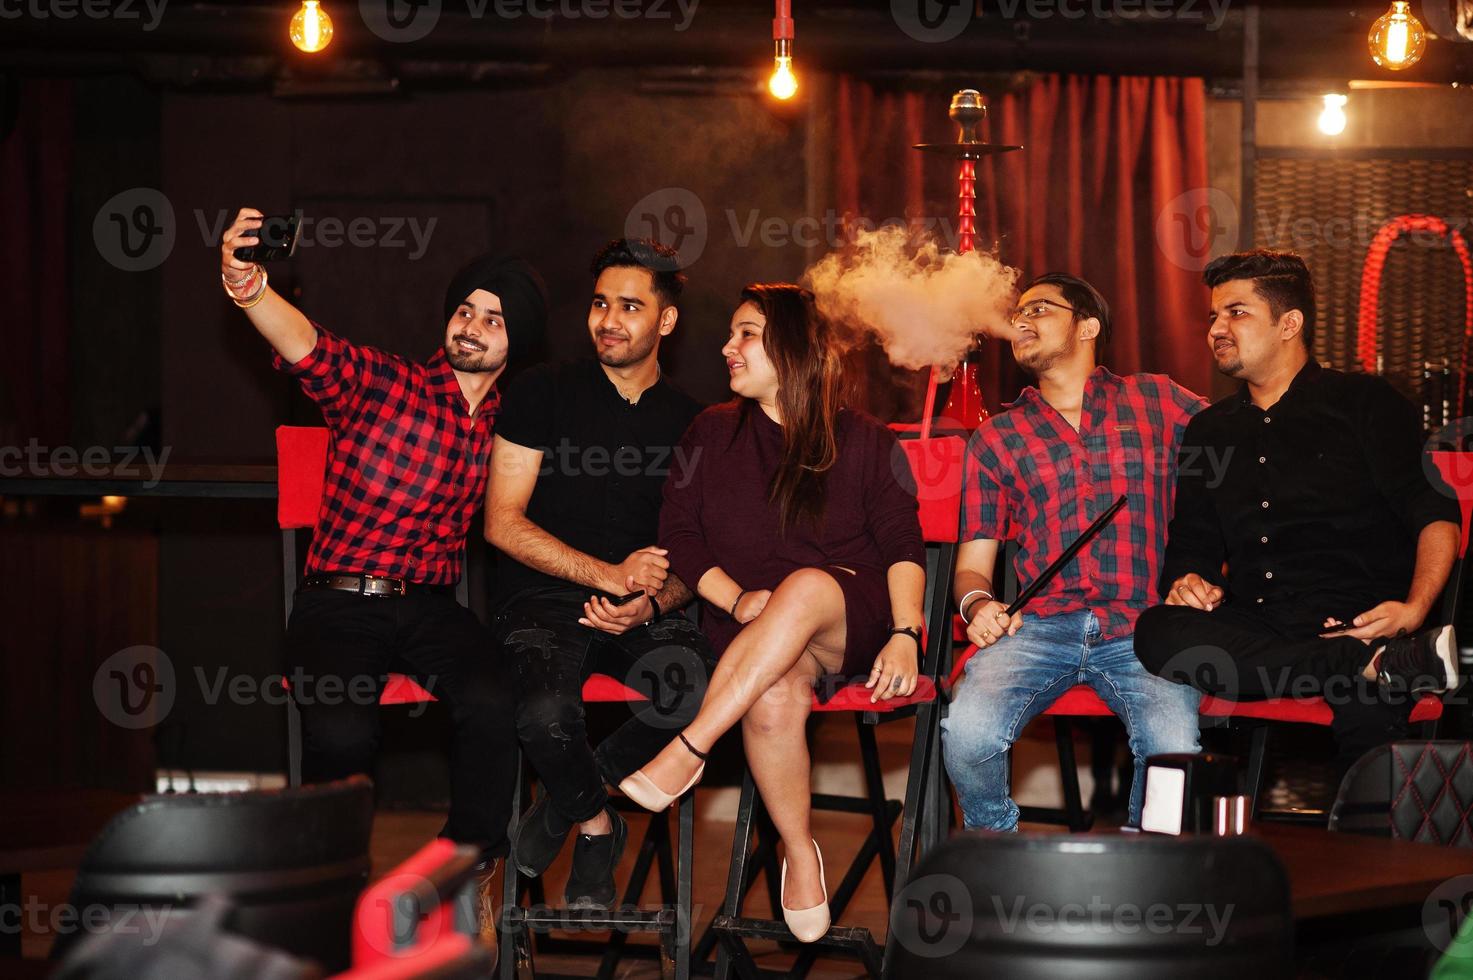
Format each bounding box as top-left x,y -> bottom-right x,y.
780,839 -> 830,943
618,733 -> 707,812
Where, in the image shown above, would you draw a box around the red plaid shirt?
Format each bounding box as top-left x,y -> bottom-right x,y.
961,367 -> 1206,638
276,327 -> 498,585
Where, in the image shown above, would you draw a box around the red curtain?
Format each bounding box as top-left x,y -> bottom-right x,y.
834,74 -> 1213,414
0,78 -> 73,448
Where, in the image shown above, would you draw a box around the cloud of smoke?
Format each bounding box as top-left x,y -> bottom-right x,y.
803,225 -> 1021,372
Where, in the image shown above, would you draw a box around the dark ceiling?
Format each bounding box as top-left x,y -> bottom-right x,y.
3,0 -> 1471,89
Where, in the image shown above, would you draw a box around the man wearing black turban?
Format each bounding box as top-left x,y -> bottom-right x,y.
442,254 -> 549,372
220,209 -> 548,963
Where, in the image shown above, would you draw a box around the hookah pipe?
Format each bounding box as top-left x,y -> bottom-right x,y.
1356,214 -> 1473,414
914,89 -> 1022,440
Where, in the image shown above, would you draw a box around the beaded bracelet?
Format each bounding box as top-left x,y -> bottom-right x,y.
222,266 -> 261,296
231,269 -> 270,309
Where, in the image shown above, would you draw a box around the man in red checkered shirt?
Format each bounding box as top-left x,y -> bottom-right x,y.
940,272 -> 1207,831
221,208 -> 546,948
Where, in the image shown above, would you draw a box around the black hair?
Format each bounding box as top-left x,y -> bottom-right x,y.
1022,272 -> 1112,347
1202,249 -> 1316,350
589,238 -> 687,308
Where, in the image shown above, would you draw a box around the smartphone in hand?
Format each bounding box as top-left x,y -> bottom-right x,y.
611,590 -> 646,606
233,214 -> 300,262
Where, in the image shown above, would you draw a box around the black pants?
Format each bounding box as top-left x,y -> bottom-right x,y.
285,588 -> 518,858
496,587 -> 715,825
1134,602 -> 1416,773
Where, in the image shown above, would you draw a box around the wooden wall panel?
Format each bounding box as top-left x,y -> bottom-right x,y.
0,527 -> 158,791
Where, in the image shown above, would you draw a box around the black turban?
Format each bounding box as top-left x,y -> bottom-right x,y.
443,255 -> 548,364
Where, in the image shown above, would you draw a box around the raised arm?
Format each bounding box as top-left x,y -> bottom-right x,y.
220,208 -> 315,363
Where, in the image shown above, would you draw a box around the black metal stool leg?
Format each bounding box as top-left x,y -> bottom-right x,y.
676,787 -> 695,980
856,718 -> 898,900
1054,718 -> 1091,832
713,771 -> 759,980
1246,723 -> 1270,819
501,749 -> 525,980
694,807 -> 776,967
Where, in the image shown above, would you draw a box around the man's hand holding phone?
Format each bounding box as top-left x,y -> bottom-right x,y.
1320,600 -> 1425,640
220,208 -> 265,293
218,207 -> 316,362
580,577 -> 655,635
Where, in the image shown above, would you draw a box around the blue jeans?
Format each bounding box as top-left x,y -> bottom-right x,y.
940,610 -> 1202,831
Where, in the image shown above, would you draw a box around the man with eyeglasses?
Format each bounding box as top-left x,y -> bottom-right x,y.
941,272 -> 1208,831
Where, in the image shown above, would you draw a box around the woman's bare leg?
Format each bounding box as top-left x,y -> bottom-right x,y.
633,567 -> 848,800
743,652 -> 838,911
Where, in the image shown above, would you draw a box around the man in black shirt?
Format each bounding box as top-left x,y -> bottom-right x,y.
484,238 -> 711,909
1135,249 -> 1461,771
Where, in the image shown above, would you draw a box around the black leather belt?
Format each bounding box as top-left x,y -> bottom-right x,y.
299,573 -> 452,598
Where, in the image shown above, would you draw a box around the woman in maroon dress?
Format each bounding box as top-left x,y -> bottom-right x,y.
618,283 -> 926,942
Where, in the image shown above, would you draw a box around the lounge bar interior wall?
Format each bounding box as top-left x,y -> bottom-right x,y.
4,65 -> 814,790
5,2 -> 1473,794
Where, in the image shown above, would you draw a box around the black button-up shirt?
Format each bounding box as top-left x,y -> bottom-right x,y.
491,358 -> 703,601
1161,359 -> 1459,631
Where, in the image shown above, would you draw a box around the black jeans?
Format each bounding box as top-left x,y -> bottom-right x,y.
285,588 -> 518,858
495,587 -> 715,825
1134,602 -> 1415,773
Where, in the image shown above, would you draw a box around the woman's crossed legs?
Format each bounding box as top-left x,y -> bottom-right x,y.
636,567 -> 848,911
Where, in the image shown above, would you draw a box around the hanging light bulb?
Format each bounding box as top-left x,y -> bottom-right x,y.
769,49 -> 797,100
1317,93 -> 1348,136
768,0 -> 796,101
1368,1 -> 1426,71
290,0 -> 334,54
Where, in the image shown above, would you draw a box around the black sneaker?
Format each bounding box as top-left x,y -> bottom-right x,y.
1374,624 -> 1458,695
563,806 -> 627,911
511,790 -> 574,878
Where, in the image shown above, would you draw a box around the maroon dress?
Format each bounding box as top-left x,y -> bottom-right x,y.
659,400 -> 925,688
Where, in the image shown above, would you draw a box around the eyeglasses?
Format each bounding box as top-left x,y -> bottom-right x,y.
1009,299 -> 1078,325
